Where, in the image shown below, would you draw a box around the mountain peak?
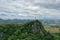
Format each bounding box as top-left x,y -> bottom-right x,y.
22,20 -> 55,40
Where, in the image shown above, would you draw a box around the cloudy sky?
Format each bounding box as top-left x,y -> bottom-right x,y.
0,0 -> 60,19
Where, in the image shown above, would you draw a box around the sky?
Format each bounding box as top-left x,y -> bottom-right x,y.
0,0 -> 60,19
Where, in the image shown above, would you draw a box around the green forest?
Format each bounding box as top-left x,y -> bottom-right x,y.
0,20 -> 59,40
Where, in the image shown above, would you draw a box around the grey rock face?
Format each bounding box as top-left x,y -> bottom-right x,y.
32,23 -> 40,32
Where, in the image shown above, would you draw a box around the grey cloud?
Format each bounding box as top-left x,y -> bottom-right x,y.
0,14 -> 7,16
0,0 -> 60,19
34,3 -> 60,10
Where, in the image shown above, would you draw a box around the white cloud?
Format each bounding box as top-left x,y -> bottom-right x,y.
0,0 -> 60,19
27,5 -> 39,10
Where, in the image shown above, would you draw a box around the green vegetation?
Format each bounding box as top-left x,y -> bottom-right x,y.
52,33 -> 60,40
0,20 -> 56,40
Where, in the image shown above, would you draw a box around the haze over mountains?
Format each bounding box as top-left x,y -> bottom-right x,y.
0,18 -> 60,24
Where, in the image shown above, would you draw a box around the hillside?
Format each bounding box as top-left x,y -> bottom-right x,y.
0,20 -> 55,40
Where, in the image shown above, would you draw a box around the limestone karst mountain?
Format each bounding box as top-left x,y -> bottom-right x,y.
0,20 -> 55,40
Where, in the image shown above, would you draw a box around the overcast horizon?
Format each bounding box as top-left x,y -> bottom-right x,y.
0,0 -> 60,19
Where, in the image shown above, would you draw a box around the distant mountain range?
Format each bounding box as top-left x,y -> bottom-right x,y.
0,19 -> 60,24
0,19 -> 31,24
40,19 -> 60,24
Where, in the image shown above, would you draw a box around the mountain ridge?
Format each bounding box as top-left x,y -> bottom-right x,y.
0,19 -> 60,24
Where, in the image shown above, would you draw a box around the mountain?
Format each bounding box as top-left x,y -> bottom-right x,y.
0,19 -> 32,24
0,20 -> 55,40
0,18 -> 60,24
40,19 -> 60,24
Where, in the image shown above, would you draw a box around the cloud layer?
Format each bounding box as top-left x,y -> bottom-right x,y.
0,0 -> 60,19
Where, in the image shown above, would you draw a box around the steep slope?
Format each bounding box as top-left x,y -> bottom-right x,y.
0,20 -> 55,40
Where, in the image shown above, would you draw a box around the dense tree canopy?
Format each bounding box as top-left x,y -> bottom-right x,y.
0,20 -> 55,40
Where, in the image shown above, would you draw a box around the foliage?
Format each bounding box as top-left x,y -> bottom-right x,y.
0,20 -> 55,40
